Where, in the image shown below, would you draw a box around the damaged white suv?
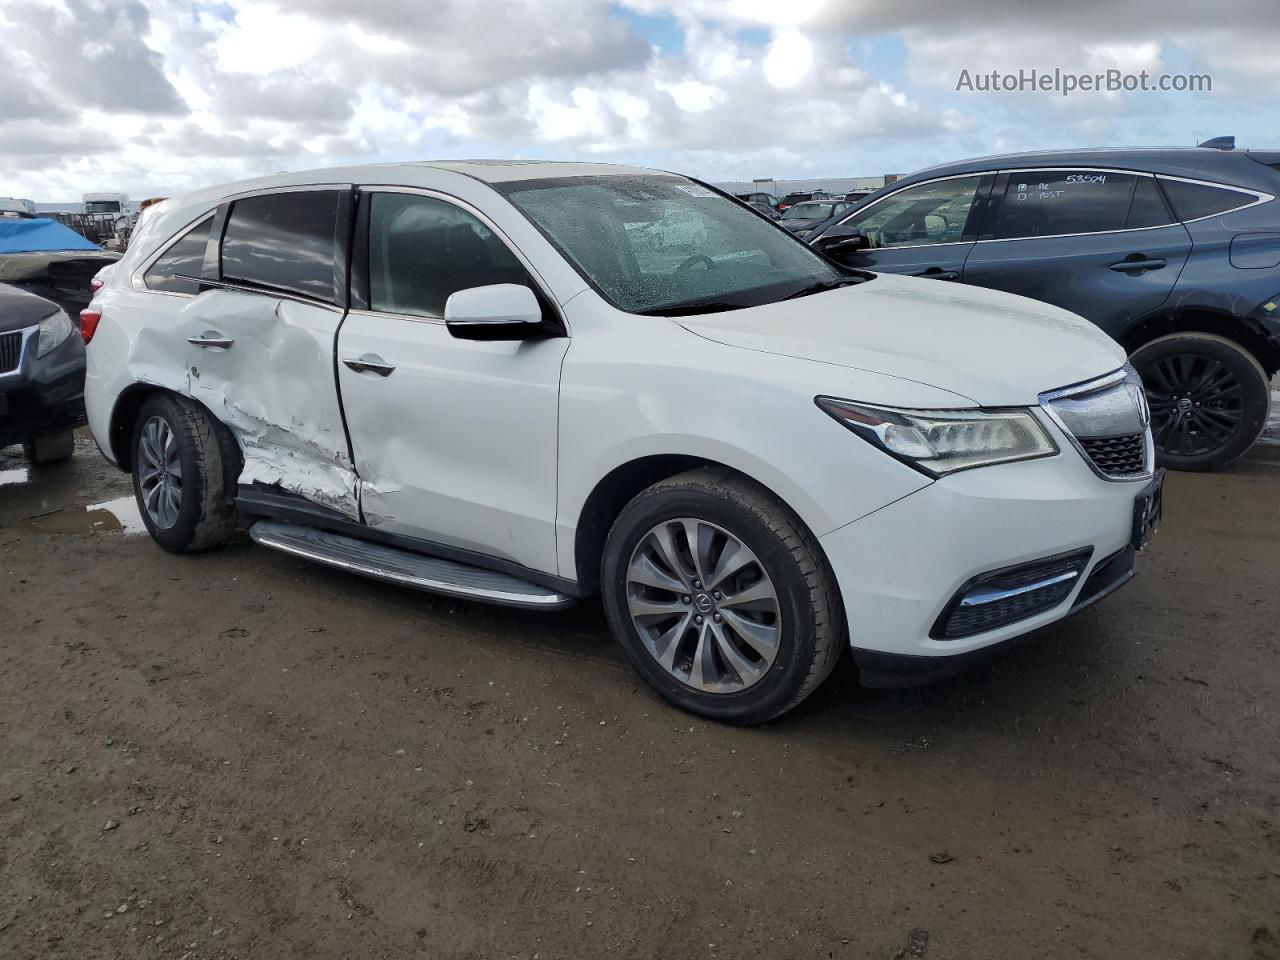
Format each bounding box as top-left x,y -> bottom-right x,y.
84,161 -> 1162,723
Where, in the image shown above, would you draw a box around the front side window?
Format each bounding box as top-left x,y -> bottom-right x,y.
844,176 -> 983,248
990,171 -> 1137,240
221,191 -> 340,301
1158,178 -> 1257,221
368,193 -> 534,319
498,175 -> 844,315
144,216 -> 212,294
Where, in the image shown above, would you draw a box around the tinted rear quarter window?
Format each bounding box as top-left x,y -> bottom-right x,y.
221,191 -> 340,301
1159,179 -> 1256,221
144,216 -> 212,294
1125,177 -> 1174,229
992,172 -> 1136,239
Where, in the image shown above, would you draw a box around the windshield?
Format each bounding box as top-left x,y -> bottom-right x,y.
85,201 -> 122,213
498,175 -> 844,315
782,203 -> 836,220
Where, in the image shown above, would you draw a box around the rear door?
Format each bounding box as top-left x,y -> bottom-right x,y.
962,169 -> 1192,336
177,187 -> 361,517
825,174 -> 993,280
335,188 -> 568,574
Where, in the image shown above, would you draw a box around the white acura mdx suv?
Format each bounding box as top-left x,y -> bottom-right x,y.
83,161 -> 1162,723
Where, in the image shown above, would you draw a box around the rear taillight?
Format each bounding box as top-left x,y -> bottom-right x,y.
80,308 -> 101,344
89,278 -> 104,293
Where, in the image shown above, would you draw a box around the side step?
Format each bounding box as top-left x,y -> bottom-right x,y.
249,520 -> 575,610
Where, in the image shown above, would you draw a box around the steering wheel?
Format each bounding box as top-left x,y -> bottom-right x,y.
676,254 -> 716,272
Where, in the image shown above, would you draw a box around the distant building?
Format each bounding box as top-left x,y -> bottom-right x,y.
715,175 -> 899,197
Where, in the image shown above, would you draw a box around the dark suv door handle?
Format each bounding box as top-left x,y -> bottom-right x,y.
1109,257 -> 1167,273
912,267 -> 959,281
343,354 -> 395,377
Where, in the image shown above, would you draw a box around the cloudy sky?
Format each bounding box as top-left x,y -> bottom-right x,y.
2,0 -> 1279,200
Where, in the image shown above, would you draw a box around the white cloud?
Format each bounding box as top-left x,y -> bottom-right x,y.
763,29 -> 813,89
0,0 -> 1276,199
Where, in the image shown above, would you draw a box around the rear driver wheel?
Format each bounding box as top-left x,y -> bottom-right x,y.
1131,332 -> 1271,472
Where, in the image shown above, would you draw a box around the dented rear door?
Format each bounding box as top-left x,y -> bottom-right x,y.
182,188 -> 360,517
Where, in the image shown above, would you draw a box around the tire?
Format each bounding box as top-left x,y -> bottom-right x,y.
22,428 -> 74,464
1130,332 -> 1272,472
130,393 -> 239,552
600,467 -> 844,724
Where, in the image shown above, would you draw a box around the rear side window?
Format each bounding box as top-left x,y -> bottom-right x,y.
144,217 -> 212,294
221,191 -> 340,301
367,193 -> 534,319
1159,179 -> 1256,221
991,171 -> 1136,239
1125,177 -> 1174,229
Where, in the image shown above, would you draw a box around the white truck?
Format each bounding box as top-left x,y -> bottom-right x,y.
0,197 -> 37,218
82,192 -> 139,236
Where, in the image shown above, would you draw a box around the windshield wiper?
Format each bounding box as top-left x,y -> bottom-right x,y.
639,301 -> 747,317
781,278 -> 862,301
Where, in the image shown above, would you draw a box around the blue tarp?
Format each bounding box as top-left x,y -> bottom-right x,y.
0,218 -> 101,253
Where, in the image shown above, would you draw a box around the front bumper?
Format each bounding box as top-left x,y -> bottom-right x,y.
0,324 -> 86,448
818,446 -> 1151,686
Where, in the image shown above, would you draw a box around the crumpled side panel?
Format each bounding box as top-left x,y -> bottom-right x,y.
182,293 -> 360,519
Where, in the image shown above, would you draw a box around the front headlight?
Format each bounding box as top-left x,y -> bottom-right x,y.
35,310 -> 75,358
816,397 -> 1058,476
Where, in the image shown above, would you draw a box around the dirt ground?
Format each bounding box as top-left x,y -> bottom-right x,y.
2,430 -> 1279,960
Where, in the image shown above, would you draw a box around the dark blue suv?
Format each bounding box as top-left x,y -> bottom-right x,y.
807,147 -> 1280,471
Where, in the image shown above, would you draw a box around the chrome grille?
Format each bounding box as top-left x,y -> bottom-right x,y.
1040,365 -> 1154,482
1079,433 -> 1147,478
0,331 -> 22,373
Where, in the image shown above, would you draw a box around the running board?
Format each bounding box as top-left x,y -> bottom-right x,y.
249,520 -> 575,610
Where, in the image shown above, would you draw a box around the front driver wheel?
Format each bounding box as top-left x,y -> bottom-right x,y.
1131,332 -> 1271,472
131,393 -> 239,552
601,468 -> 844,724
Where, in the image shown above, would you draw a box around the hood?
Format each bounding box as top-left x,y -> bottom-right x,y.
781,219 -> 822,232
0,283 -> 61,333
677,273 -> 1125,406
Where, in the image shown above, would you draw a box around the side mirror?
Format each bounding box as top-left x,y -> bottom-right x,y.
444,283 -> 544,341
813,225 -> 869,254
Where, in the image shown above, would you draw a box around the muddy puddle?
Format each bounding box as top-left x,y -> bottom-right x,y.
1,432 -> 137,534
20,495 -> 146,534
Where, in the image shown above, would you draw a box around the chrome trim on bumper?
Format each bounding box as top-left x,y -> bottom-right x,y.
958,568 -> 1081,607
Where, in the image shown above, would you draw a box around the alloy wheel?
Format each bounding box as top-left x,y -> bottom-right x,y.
137,415 -> 183,529
1138,353 -> 1245,457
625,517 -> 781,694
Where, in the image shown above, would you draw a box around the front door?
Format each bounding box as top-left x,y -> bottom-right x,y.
962,170 -> 1192,335
336,189 -> 569,575
827,174 -> 993,279
179,188 -> 360,517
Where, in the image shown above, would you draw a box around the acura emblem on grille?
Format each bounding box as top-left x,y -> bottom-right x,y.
1128,382 -> 1151,427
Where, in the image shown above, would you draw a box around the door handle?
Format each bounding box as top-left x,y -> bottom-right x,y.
343,354 -> 396,377
1109,256 -> 1167,273
187,330 -> 234,349
912,267 -> 959,281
